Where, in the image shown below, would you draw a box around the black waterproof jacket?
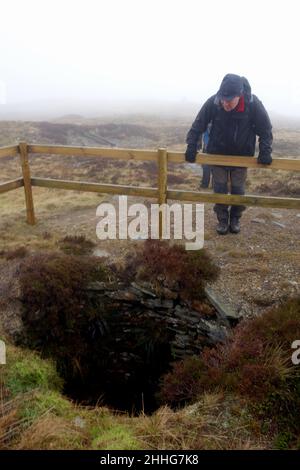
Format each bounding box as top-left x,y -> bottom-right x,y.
186,88 -> 273,159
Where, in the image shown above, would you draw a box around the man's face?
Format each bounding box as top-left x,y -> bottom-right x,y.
221,96 -> 240,112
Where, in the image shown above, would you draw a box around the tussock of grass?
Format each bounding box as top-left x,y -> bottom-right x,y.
3,246 -> 28,260
134,394 -> 268,450
2,345 -> 63,398
0,407 -> 22,449
16,415 -> 89,450
0,346 -> 65,449
19,390 -> 72,422
91,423 -> 141,450
57,235 -> 96,256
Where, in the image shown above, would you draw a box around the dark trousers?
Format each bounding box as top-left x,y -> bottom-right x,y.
211,166 -> 247,221
201,165 -> 212,187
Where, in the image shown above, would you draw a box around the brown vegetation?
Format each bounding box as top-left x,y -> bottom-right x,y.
118,239 -> 219,300
159,296 -> 300,448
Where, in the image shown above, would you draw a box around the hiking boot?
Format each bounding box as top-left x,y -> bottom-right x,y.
230,217 -> 241,234
216,221 -> 229,235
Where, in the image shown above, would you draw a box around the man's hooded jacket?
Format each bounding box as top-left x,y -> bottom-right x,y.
186,76 -> 273,160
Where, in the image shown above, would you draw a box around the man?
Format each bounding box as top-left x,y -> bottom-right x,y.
185,74 -> 273,234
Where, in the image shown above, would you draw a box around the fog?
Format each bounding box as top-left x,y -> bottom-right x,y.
1,0 -> 300,120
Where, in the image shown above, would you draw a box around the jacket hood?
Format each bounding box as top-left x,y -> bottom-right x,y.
241,76 -> 252,101
214,75 -> 253,106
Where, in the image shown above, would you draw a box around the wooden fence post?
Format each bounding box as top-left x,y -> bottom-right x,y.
19,141 -> 36,225
158,147 -> 168,239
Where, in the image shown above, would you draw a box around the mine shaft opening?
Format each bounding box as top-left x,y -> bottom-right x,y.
20,288 -> 228,414
60,323 -> 175,414
18,248 -> 226,414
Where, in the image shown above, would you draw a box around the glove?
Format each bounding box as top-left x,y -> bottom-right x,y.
185,145 -> 197,163
257,154 -> 272,165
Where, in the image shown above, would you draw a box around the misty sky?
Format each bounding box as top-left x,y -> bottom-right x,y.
1,0 -> 300,116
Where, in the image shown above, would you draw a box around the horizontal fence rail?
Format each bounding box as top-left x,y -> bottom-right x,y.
28,144 -> 300,171
0,142 -> 299,228
31,177 -> 158,198
28,144 -> 158,162
167,190 -> 300,210
0,145 -> 19,159
0,178 -> 24,193
29,177 -> 300,210
168,152 -> 300,170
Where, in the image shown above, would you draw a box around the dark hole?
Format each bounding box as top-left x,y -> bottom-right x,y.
60,328 -> 173,414
20,303 -> 175,414
17,250 -> 221,414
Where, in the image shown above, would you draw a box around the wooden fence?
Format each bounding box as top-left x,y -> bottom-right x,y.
0,142 -> 300,236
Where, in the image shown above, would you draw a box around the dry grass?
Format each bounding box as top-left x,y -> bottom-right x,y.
230,262 -> 271,275
0,187 -> 106,252
0,408 -> 21,449
0,391 -> 35,449
16,415 -> 89,450
134,393 -> 269,450
226,249 -> 250,259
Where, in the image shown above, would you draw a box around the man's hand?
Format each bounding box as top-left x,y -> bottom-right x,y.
257,154 -> 272,165
185,145 -> 197,163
